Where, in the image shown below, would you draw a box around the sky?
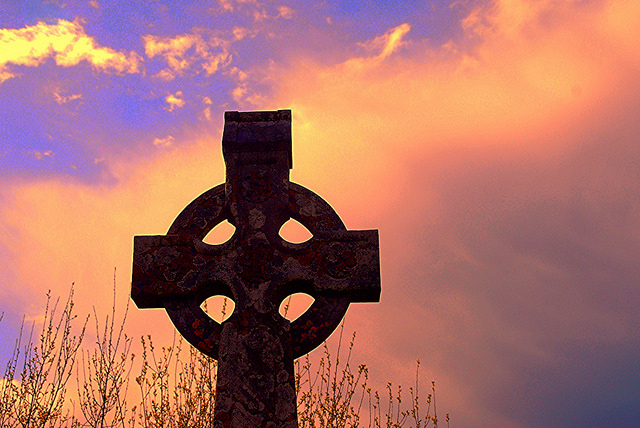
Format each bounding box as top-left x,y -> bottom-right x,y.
1,0 -> 639,426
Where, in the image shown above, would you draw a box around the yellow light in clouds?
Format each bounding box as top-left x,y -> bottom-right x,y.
144,34 -> 202,70
0,20 -> 140,83
165,92 -> 186,111
375,23 -> 411,60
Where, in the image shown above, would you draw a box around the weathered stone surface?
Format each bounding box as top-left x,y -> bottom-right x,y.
132,110 -> 381,427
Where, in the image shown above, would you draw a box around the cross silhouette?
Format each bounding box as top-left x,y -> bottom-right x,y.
132,110 -> 380,427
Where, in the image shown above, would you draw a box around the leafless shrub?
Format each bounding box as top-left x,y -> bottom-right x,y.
76,274 -> 133,428
1,289 -> 449,428
0,288 -> 87,428
296,325 -> 448,428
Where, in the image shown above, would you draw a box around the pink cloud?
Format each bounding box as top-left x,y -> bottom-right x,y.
260,1 -> 640,424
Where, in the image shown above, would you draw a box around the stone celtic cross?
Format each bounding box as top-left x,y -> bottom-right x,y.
132,110 -> 380,427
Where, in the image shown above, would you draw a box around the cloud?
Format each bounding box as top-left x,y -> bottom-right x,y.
265,1 -> 640,425
165,92 -> 185,112
143,30 -> 235,79
395,94 -> 640,426
211,0 -> 296,22
53,91 -> 82,105
358,23 -> 411,60
0,19 -> 141,83
1,1 -> 639,426
225,22 -> 413,109
214,0 -> 260,14
152,135 -> 175,148
277,5 -> 295,19
0,134 -> 228,357
226,65 -> 275,108
27,150 -> 54,160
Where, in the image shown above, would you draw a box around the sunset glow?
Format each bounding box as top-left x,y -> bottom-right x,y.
1,1 -> 639,426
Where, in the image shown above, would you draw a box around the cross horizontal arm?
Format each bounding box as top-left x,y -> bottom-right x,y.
132,235 -> 230,308
281,229 -> 380,302
132,229 -> 379,309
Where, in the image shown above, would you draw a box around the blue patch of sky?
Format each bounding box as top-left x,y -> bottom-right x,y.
0,133 -> 114,184
0,53 -> 240,183
0,311 -> 26,371
0,0 -> 479,184
329,0 -> 474,46
495,339 -> 640,427
75,1 -> 163,52
93,1 -> 200,46
0,0 -> 60,28
82,10 -> 149,53
20,0 -> 72,25
0,68 -> 132,182
0,3 -> 19,27
100,76 -> 168,131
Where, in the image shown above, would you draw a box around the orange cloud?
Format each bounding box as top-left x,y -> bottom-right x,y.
27,150 -> 54,160
165,91 -> 186,112
53,91 -> 83,105
269,0 -> 634,208
214,0 -> 260,14
144,31 -> 234,79
0,19 -> 141,83
152,135 -> 175,148
0,135 -> 228,344
260,1 -> 640,423
358,23 -> 411,60
277,5 -> 295,19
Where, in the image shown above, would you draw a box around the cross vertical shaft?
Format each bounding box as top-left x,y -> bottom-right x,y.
214,110 -> 298,427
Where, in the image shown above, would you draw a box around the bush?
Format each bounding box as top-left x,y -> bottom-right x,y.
0,285 -> 449,427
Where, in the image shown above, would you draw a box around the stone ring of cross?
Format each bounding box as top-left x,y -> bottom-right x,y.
160,181 -> 364,360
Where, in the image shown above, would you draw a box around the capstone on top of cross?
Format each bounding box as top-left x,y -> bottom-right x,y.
222,109 -> 293,170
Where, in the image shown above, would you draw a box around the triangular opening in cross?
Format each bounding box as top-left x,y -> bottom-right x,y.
279,218 -> 312,244
203,220 -> 236,245
201,295 -> 235,323
279,292 -> 314,322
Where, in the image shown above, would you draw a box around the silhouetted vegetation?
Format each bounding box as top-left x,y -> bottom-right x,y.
0,284 -> 449,427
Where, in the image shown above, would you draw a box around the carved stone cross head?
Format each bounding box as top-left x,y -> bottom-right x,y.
132,109 -> 380,427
